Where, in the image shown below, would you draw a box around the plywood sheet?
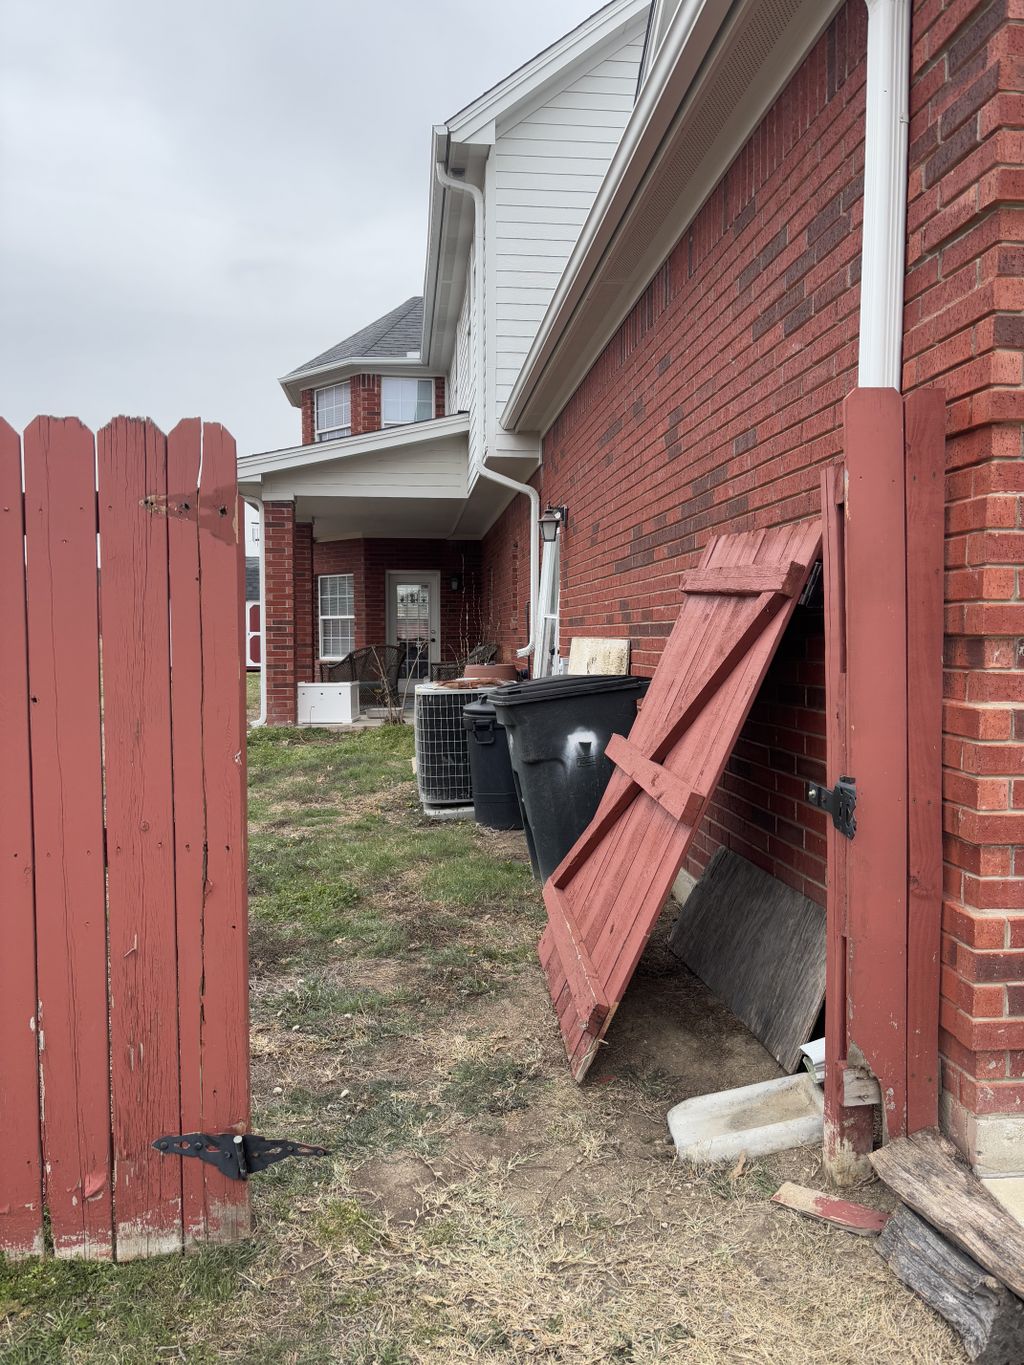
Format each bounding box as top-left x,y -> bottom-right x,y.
567,636 -> 630,675
667,848 -> 825,1072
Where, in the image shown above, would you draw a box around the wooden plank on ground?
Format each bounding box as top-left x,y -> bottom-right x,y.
0,419 -> 43,1258
23,418 -> 113,1258
903,389 -> 944,1135
167,418 -> 209,1244
667,848 -> 825,1072
195,423 -> 251,1241
771,1182 -> 890,1236
878,1205 -> 1024,1365
98,418 -> 183,1258
871,1130 -> 1024,1301
539,522 -> 821,1080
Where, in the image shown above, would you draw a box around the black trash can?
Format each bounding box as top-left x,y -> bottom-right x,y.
462,699 -> 523,831
489,674 -> 650,882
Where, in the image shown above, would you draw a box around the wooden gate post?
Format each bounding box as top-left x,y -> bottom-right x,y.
823,389 -> 944,1182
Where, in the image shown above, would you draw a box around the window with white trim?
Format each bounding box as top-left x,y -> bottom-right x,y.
315,382 -> 350,441
381,377 -> 434,426
319,574 -> 355,659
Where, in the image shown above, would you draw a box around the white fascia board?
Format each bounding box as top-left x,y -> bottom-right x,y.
238,412 -> 470,479
278,355 -> 430,408
503,0 -> 843,434
447,0 -> 650,145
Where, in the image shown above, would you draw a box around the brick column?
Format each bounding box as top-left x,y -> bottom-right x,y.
263,501 -> 296,725
434,376 -> 446,417
350,374 -> 382,434
300,389 -> 315,445
294,521 -> 315,684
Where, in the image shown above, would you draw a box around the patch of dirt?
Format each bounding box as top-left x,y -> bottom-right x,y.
349,1155 -> 441,1226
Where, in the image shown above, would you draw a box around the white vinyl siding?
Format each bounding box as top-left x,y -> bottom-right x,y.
319,574 -> 355,660
315,382 -> 350,441
382,377 -> 434,426
490,25 -> 645,412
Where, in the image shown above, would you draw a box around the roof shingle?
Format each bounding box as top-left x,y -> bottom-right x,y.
286,296 -> 424,377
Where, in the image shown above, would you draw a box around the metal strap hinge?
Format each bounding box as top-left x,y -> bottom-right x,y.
153,1132 -> 330,1182
806,776 -> 857,840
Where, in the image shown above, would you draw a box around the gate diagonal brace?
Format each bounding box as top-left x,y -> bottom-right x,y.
153,1132 -> 330,1182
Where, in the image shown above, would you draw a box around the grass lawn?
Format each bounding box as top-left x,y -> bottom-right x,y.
1,725 -> 962,1363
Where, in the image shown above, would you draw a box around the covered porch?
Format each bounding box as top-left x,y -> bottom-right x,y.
238,415 -> 519,725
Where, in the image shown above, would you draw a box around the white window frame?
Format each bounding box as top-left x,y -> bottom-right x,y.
318,573 -> 356,660
381,376 -> 434,427
314,382 -> 351,441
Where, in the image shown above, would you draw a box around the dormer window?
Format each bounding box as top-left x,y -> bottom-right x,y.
315,382 -> 351,441
382,377 -> 434,426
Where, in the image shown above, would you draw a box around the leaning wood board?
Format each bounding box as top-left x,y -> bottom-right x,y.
667,848 -> 825,1072
871,1129 -> 1024,1301
878,1205 -> 1024,1365
539,522 -> 822,1079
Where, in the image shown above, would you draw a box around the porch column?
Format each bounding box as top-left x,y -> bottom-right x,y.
263,500 -> 296,726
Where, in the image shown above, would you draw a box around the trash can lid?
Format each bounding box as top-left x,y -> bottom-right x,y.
462,698 -> 498,721
488,673 -> 649,707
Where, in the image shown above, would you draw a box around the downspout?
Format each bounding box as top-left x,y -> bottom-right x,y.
858,0 -> 911,388
435,158 -> 539,664
244,495 -> 267,728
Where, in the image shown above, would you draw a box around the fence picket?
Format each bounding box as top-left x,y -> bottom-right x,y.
23,418 -> 113,1258
98,419 -> 183,1257
0,420 -> 44,1258
195,423 -> 251,1240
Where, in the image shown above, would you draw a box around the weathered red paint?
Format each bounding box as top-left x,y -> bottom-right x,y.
903,390 -> 945,1134
98,418 -> 183,1257
541,522 -> 821,1079
0,420 -> 43,1258
195,424 -> 251,1240
23,418 -> 114,1258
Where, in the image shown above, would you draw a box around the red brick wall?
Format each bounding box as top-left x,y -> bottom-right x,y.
479,0 -> 1024,1132
350,374 -> 381,435
294,522 -> 314,685
263,501 -> 297,725
904,0 -> 1024,1123
300,389 -> 314,446
480,483 -> 534,662
483,5 -> 867,902
434,376 -> 447,418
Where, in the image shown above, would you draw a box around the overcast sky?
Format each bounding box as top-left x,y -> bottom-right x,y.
1,1 -> 602,458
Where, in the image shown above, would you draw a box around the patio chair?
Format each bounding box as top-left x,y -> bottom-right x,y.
429,642 -> 499,683
320,644 -> 403,707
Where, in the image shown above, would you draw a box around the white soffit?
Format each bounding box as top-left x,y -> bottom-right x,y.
504,0 -> 844,434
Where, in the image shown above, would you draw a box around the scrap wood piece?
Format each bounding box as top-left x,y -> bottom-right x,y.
537,522 -> 821,1081
667,848 -> 825,1072
878,1205 -> 1024,1365
771,1181 -> 889,1236
870,1129 -> 1024,1301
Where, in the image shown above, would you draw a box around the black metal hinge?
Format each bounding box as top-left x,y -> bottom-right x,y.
806,776 -> 857,840
153,1132 -> 330,1182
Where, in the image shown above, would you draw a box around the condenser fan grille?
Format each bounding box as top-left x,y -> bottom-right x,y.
414,684 -> 488,805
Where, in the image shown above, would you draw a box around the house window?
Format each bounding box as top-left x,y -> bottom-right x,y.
319,574 -> 355,659
315,383 -> 350,441
381,377 -> 434,426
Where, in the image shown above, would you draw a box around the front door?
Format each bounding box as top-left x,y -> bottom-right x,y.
386,572 -> 441,682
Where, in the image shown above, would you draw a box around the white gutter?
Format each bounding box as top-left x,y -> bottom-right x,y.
858,0 -> 911,388
244,496 -> 267,729
435,158 -> 539,664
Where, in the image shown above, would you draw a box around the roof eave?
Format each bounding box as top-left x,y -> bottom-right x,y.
278,354 -> 429,408
239,411 -> 470,478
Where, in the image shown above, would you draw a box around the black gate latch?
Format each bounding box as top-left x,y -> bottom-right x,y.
806,776 -> 857,840
153,1132 -> 330,1182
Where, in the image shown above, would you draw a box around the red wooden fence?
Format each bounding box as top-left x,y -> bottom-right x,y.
0,416 -> 249,1261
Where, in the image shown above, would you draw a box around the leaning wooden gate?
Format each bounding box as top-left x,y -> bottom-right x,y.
0,416 -> 249,1261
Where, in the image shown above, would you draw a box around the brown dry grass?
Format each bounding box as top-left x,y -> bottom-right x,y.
0,725 -> 964,1364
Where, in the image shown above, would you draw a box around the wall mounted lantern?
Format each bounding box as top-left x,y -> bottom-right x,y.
539,505 -> 568,543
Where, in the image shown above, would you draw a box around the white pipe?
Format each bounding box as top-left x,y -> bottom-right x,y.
435,158 -> 539,664
244,495 -> 267,728
858,0 -> 911,388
